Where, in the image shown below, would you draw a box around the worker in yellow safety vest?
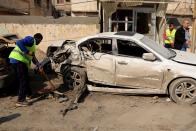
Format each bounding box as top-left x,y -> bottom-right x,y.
9,33 -> 43,107
163,23 -> 176,48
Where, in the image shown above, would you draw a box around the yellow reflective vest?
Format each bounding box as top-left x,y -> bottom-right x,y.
164,29 -> 176,44
9,40 -> 36,68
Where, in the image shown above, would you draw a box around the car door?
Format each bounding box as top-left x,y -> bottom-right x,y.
115,39 -> 164,89
83,38 -> 116,85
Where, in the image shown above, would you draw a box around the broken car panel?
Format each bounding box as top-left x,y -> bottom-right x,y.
46,32 -> 196,104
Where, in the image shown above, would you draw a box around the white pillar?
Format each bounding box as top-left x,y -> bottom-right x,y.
102,8 -> 105,32
125,16 -> 128,31
109,16 -> 112,32
151,12 -> 156,41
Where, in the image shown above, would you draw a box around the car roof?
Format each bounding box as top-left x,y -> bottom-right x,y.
95,31 -> 143,38
77,31 -> 144,46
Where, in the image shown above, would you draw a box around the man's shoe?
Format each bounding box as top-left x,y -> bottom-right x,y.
16,101 -> 29,107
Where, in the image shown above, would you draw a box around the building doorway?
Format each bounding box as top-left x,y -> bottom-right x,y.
110,9 -> 151,34
110,9 -> 135,32
136,12 -> 150,34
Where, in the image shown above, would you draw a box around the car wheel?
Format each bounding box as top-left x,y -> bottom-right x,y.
63,66 -> 87,90
169,78 -> 196,104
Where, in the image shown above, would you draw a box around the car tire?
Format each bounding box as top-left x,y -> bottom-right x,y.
63,66 -> 87,90
169,78 -> 196,104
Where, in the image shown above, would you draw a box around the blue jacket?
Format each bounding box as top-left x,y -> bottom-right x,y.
10,36 -> 34,64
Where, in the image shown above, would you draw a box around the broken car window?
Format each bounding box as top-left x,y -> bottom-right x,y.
100,39 -> 112,53
117,39 -> 148,57
80,38 -> 112,54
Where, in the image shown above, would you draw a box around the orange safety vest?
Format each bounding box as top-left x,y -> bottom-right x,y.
164,29 -> 176,44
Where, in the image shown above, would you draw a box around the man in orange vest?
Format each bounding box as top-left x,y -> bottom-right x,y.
163,23 -> 176,48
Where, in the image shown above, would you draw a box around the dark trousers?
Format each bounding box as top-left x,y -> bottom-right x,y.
164,44 -> 172,48
12,61 -> 31,102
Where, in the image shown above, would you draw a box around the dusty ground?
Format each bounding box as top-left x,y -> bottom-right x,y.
1,92 -> 196,131
1,50 -> 196,131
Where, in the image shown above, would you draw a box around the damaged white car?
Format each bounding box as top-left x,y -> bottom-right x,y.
45,32 -> 196,104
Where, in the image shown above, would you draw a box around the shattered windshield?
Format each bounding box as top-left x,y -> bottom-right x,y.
140,36 -> 176,59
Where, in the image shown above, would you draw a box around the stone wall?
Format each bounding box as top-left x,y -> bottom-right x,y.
0,16 -> 100,52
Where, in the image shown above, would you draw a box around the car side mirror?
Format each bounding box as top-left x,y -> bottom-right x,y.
142,53 -> 156,61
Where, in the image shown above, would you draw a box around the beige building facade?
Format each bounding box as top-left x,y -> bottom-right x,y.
51,0 -> 98,17
0,0 -> 172,44
99,0 -> 171,42
167,0 -> 194,17
166,0 -> 194,28
0,0 -> 53,16
0,0 -> 29,15
0,0 -> 98,17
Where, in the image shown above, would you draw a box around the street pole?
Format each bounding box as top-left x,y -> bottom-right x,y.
191,0 -> 196,53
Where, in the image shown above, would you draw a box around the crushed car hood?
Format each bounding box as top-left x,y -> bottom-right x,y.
49,40 -> 66,47
172,50 -> 196,65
